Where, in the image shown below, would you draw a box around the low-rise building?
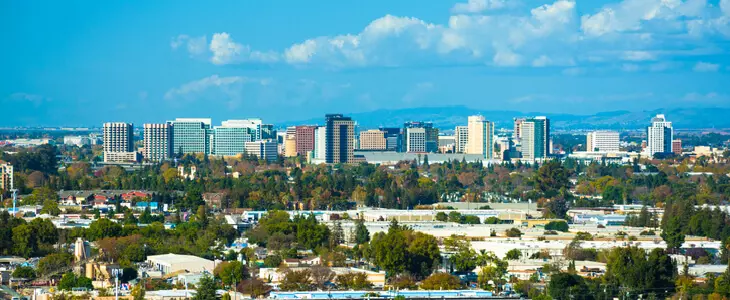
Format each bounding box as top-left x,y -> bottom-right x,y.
147,254 -> 216,275
259,267 -> 386,288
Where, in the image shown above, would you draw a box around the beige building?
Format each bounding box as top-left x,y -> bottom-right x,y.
143,123 -> 172,162
359,130 -> 387,150
586,130 -> 619,152
284,130 -> 298,158
0,161 -> 12,192
466,115 -> 494,159
103,122 -> 136,163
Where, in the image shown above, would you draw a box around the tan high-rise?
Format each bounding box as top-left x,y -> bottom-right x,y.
359,130 -> 387,150
466,115 -> 494,159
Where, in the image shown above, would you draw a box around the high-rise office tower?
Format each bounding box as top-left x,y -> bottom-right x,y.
213,120 -> 256,156
403,122 -> 438,153
245,140 -> 278,162
261,124 -> 276,140
218,119 -> 263,141
519,116 -> 550,160
169,118 -> 212,155
325,114 -> 355,164
143,123 -> 172,162
295,126 -> 317,155
455,126 -> 469,153
406,127 -> 427,153
586,131 -> 620,152
103,122 -> 136,163
359,129 -> 387,150
379,128 -> 401,151
647,114 -> 673,156
466,116 -> 494,159
513,118 -> 526,141
0,162 -> 13,191
313,126 -> 327,160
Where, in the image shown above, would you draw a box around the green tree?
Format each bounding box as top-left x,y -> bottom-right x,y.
86,218 -> 123,241
216,261 -> 245,287
40,199 -> 61,216
354,216 -> 370,245
544,221 -> 569,232
58,272 -> 77,291
37,252 -> 73,274
448,211 -> 462,223
548,273 -> 589,299
435,212 -> 448,222
661,216 -> 685,250
12,266 -> 36,279
279,269 -> 312,291
505,249 -> 522,260
535,160 -> 569,196
193,274 -> 218,300
12,224 -> 37,257
264,255 -> 282,268
419,273 -> 463,290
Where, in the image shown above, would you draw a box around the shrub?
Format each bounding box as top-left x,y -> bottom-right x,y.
544,221 -> 569,232
505,228 -> 522,238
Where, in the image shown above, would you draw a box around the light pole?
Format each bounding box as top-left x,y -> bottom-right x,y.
111,268 -> 123,300
10,189 -> 17,216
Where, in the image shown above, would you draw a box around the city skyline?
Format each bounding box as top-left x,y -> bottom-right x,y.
2,0 -> 730,126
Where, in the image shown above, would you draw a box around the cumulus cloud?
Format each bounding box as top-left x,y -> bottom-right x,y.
175,0 -> 729,71
164,75 -> 266,100
171,35 -> 207,55
693,61 -> 720,72
209,33 -> 279,65
451,0 -> 507,14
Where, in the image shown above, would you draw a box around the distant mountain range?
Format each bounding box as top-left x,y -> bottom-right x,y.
285,106 -> 730,131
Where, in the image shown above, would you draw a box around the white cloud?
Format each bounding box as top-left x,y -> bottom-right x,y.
580,0 -> 708,37
178,0 -> 729,71
164,75 -> 265,100
451,0 -> 507,14
693,61 -> 720,72
209,33 -> 279,65
171,35 -> 207,55
621,51 -> 656,61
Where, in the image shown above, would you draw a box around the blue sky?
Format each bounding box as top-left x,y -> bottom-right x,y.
2,0 -> 729,126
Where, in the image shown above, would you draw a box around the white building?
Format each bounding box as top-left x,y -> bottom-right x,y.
406,127 -> 427,153
146,254 -> 215,275
519,117 -> 549,160
455,126 -> 468,153
646,114 -> 673,157
63,136 -> 92,147
466,115 -> 494,159
586,131 -> 620,152
103,122 -> 136,163
143,123 -> 172,162
221,119 -> 263,140
245,140 -> 278,162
